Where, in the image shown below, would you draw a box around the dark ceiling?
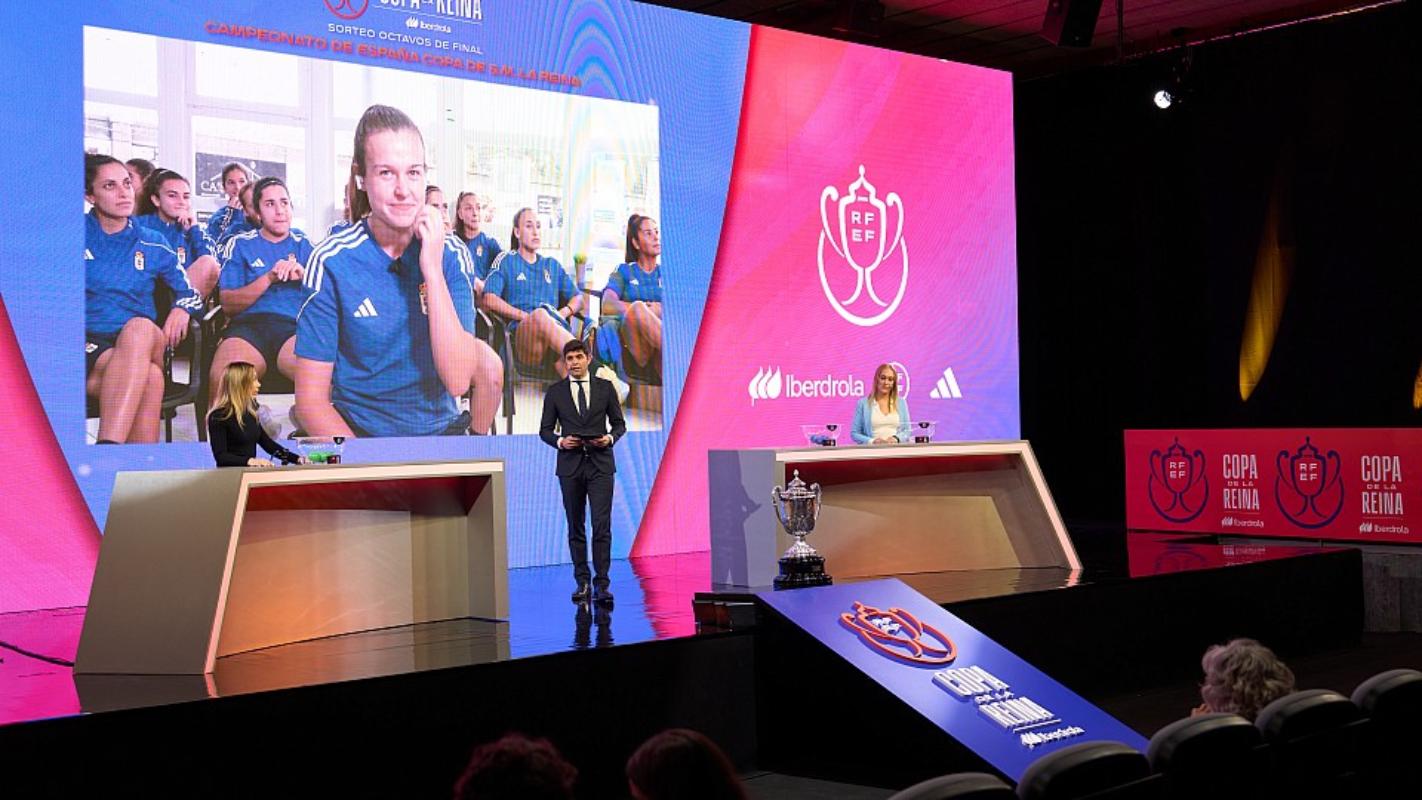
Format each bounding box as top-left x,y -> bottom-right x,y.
643,0 -> 1393,76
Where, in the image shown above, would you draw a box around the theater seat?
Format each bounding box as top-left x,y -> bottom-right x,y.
1254,689 -> 1363,797
888,772 -> 1015,800
1351,668 -> 1422,795
1146,713 -> 1262,800
1016,741 -> 1156,800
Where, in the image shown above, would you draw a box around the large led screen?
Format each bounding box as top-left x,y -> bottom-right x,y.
0,0 -> 1017,613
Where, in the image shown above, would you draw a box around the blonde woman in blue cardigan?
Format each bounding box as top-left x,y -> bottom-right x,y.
851,363 -> 911,444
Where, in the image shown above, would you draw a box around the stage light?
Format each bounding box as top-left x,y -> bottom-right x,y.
1153,89 -> 1174,109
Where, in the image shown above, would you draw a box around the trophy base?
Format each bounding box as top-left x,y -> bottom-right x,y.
773,555 -> 833,590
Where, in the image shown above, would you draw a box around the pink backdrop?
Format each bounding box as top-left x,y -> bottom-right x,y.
635,27 -> 1019,556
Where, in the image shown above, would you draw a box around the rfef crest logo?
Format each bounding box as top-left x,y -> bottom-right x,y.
840,600 -> 956,666
1147,438 -> 1208,523
889,360 -> 910,397
818,166 -> 908,327
324,0 -> 369,20
1275,436 -> 1344,528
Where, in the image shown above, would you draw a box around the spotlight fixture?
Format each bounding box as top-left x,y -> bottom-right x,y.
1152,34 -> 1194,111
832,0 -> 886,39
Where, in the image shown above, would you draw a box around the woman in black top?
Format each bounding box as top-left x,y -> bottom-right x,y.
208,361 -> 299,467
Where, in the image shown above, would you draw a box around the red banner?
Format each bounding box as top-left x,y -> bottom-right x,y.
1125,429 -> 1418,544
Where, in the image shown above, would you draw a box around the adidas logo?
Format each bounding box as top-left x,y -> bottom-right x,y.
353,298 -> 379,318
252,258 -> 266,267
929,367 -> 963,399
84,248 -> 94,260
515,272 -> 527,281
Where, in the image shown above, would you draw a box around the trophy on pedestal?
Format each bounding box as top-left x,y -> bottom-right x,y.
771,469 -> 833,590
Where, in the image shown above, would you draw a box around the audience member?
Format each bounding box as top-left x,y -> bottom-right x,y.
1193,637 -> 1296,720
452,734 -> 577,800
626,728 -> 746,800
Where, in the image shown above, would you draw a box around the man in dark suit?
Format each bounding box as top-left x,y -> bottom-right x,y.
540,339 -> 626,605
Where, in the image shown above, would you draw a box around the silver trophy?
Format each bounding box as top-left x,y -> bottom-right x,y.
771,469 -> 833,589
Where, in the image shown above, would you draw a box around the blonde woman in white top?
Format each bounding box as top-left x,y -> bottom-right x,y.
851,363 -> 912,444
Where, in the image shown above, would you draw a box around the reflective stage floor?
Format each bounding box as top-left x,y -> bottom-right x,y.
0,533 -> 1349,728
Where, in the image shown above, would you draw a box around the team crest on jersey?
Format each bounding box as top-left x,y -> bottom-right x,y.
134,251 -> 145,271
419,283 -> 429,315
543,268 -> 551,284
476,245 -> 484,257
176,246 -> 187,266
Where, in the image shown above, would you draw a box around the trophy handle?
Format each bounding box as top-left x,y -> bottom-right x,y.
820,186 -> 844,259
771,486 -> 784,528
810,483 -> 822,523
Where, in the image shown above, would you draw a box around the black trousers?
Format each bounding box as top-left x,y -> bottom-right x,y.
558,462 -> 614,586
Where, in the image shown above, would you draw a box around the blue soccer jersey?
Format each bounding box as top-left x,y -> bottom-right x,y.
85,212 -> 203,336
218,229 -> 315,321
217,216 -> 258,250
323,219 -> 354,242
133,213 -> 215,271
206,206 -> 245,245
605,262 -> 664,306
483,251 -> 578,313
461,231 -> 503,281
296,220 -> 478,437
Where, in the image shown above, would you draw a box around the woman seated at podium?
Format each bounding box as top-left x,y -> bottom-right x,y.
851,363 -> 911,444
208,362 -> 299,467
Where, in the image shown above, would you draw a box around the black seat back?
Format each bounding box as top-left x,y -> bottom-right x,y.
1016,741 -> 1152,800
888,772 -> 1015,800
1147,713 -> 1263,800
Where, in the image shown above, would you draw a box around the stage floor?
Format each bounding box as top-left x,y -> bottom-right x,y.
0,534 -> 1347,728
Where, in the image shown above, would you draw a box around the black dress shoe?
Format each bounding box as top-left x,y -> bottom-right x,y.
593,584 -> 614,606
572,582 -> 591,602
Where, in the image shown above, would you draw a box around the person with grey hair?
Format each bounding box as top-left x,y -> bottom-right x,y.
1192,637 -> 1296,720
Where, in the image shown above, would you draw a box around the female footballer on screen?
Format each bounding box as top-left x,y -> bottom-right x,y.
84,154 -> 202,443
454,190 -> 501,293
293,104 -> 502,437
600,214 -> 663,373
205,162 -> 251,246
481,208 -> 583,378
208,177 -> 313,406
134,169 -> 220,297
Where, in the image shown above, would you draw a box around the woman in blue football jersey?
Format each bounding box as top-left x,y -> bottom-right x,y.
454,190 -> 501,294
481,208 -> 583,377
205,162 -> 251,247
294,105 -> 502,438
208,177 -> 313,406
217,182 -> 260,250
134,169 -> 220,298
84,154 -> 201,443
601,214 -> 663,373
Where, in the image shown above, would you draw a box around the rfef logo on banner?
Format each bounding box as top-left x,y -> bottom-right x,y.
818,166 -> 908,327
839,600 -> 956,666
324,0 -> 369,19
1147,438 -> 1208,523
889,360 -> 910,397
1275,436 -> 1345,528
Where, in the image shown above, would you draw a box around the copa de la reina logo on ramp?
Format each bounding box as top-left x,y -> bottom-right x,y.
819,166 -> 908,328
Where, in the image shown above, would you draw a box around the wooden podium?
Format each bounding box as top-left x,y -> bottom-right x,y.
76,460 -> 507,675
709,441 -> 1078,587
